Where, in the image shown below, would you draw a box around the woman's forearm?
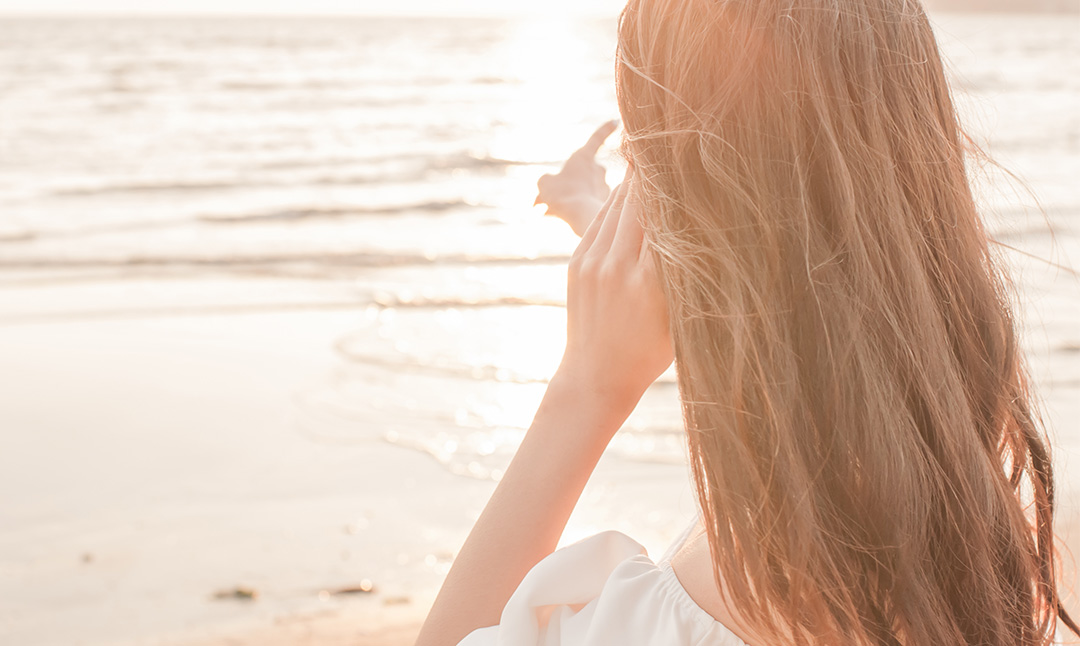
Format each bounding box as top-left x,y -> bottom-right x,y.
413,371 -> 638,646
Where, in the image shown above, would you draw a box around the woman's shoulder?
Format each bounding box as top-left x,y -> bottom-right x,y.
458,525 -> 751,646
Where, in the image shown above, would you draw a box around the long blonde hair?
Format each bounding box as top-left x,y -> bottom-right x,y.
617,0 -> 1077,643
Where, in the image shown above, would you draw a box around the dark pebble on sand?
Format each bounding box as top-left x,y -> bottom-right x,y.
213,586 -> 259,601
328,579 -> 375,595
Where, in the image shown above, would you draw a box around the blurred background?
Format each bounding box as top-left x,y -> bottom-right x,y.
0,1 -> 1077,645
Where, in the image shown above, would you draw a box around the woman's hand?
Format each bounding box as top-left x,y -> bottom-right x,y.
534,120 -> 619,237
553,174 -> 674,432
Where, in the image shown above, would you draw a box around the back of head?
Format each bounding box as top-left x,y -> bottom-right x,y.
616,0 -> 1074,643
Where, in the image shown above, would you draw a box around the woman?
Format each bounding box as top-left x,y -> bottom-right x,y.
416,0 -> 1078,644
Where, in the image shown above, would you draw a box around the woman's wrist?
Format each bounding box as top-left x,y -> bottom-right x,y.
537,365 -> 643,448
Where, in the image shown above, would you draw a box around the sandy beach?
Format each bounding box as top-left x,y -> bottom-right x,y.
0,273 -> 701,646
1,263 -> 1076,645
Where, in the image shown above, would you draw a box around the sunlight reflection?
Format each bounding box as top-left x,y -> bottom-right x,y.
490,18 -> 609,159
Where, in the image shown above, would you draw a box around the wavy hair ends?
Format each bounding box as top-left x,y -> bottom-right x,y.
616,0 -> 1077,644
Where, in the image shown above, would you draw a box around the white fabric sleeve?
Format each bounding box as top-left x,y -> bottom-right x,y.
458,531 -> 647,646
456,526 -> 745,646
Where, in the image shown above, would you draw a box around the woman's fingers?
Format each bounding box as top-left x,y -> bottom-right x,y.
587,180 -> 628,257
533,121 -> 619,235
610,177 -> 644,263
575,180 -> 621,254
577,119 -> 619,159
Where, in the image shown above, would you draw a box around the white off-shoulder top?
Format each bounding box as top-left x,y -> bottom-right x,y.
457,522 -> 1072,646
457,520 -> 751,646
